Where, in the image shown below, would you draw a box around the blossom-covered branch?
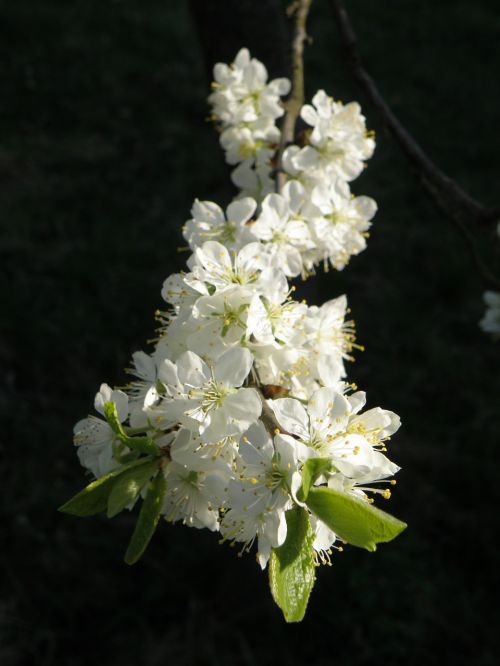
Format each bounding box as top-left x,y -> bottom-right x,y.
60,23 -> 407,622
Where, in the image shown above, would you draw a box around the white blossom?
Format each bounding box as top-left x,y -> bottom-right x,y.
73,384 -> 129,478
161,347 -> 262,443
183,197 -> 257,252
479,291 -> 500,339
291,90 -> 375,182
252,192 -> 314,277
209,48 -> 290,127
269,387 -> 400,489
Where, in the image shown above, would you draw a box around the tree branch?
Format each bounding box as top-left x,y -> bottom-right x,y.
330,0 -> 500,229
424,178 -> 500,289
276,0 -> 313,193
248,376 -> 293,437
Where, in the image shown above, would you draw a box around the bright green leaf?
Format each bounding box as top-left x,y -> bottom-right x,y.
107,459 -> 159,518
103,401 -> 158,456
58,457 -> 153,517
124,468 -> 167,565
269,506 -> 316,623
306,486 -> 407,552
297,457 -> 332,502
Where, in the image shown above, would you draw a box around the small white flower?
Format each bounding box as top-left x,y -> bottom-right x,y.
125,352 -> 176,429
304,294 -> 357,371
247,292 -> 307,347
209,48 -> 290,126
293,90 -> 375,182
74,384 -> 129,478
252,193 -> 314,277
310,180 -> 377,270
161,272 -> 208,309
230,158 -> 276,202
170,427 -> 237,474
479,291 -> 500,339
269,387 -> 400,484
188,285 -> 253,355
183,197 -> 257,251
162,347 -> 262,443
162,462 -> 223,531
219,118 -> 279,165
186,240 -> 287,298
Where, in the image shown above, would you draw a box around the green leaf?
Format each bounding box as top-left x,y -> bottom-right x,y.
306,486 -> 407,552
58,457 -> 153,517
107,459 -> 159,518
124,468 -> 167,565
297,457 -> 332,502
103,401 -> 158,456
269,507 -> 316,623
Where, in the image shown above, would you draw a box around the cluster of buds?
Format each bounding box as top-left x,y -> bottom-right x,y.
61,49 -> 406,623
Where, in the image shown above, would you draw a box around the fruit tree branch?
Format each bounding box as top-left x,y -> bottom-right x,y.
276,0 -> 313,193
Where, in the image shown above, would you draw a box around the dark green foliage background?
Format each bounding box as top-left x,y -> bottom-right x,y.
2,1 -> 499,664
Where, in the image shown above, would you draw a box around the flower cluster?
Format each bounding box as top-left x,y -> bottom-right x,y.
205,52 -> 378,274
62,48 -> 405,621
208,48 -> 290,201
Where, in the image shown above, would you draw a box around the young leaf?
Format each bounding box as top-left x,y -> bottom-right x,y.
107,459 -> 159,518
297,457 -> 332,502
124,468 -> 167,565
306,486 -> 407,552
103,401 -> 158,456
58,457 -> 153,517
269,507 -> 316,623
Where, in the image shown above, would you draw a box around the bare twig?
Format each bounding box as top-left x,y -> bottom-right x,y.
276,0 -> 313,193
330,0 -> 500,229
425,178 -> 500,289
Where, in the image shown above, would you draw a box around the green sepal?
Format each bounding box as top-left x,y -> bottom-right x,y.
124,468 -> 167,565
269,506 -> 316,623
104,401 -> 158,456
107,459 -> 160,518
297,457 -> 332,502
58,457 -> 154,517
306,486 -> 407,552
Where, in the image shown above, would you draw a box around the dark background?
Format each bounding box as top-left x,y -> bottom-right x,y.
2,1 -> 499,664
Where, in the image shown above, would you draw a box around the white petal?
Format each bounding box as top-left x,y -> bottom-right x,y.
176,351 -> 209,388
226,197 -> 257,224
347,391 -> 367,414
131,351 -> 156,382
300,104 -> 318,126
268,398 -> 309,439
112,390 -> 129,422
214,347 -> 254,387
195,241 -> 231,274
94,383 -> 112,415
308,388 -> 350,433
